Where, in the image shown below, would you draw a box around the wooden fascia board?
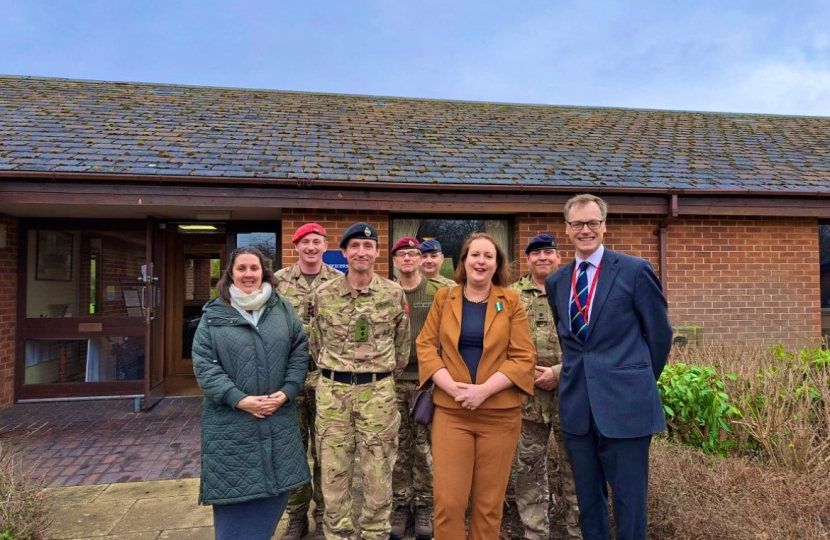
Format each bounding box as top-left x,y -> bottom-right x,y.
2,180 -> 830,217
678,197 -> 830,217
0,181 -> 670,214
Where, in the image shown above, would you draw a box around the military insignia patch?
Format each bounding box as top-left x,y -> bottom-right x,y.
364,226 -> 371,237
355,318 -> 369,342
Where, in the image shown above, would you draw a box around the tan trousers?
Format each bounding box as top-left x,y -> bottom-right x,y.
432,405 -> 522,540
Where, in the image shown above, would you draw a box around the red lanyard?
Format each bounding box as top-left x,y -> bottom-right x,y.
572,262 -> 601,322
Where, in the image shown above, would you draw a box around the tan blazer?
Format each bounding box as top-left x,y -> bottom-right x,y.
416,284 -> 536,409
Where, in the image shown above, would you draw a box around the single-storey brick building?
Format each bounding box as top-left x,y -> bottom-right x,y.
1,76 -> 829,409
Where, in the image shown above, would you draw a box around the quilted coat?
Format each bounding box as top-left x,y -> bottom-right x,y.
192,293 -> 311,505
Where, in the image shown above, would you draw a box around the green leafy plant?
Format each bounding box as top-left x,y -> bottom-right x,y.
658,362 -> 742,455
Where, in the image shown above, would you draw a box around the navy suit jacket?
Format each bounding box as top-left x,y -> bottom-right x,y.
545,248 -> 672,438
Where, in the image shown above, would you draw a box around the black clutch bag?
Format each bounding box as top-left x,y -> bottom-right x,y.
410,388 -> 434,426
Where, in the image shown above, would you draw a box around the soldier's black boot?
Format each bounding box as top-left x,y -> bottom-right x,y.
414,506 -> 434,539
390,506 -> 413,539
281,516 -> 309,540
313,514 -> 325,540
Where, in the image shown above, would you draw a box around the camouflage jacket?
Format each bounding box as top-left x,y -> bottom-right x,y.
309,273 -> 410,375
274,262 -> 342,387
510,274 -> 561,424
425,273 -> 457,287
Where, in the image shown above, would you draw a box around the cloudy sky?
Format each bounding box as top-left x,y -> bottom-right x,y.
3,0 -> 830,116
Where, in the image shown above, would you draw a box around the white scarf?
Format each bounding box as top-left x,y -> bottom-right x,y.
229,282 -> 272,326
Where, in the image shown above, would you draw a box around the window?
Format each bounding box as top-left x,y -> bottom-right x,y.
26,229 -> 147,319
820,225 -> 830,338
237,232 -> 277,271
391,217 -> 511,279
20,221 -> 150,388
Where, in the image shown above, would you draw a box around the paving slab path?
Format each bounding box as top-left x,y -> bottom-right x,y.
0,398 -> 202,487
44,478 -> 299,540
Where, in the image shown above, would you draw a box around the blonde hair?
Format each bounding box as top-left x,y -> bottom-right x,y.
564,193 -> 608,221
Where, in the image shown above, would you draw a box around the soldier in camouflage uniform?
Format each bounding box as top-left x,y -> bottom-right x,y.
390,237 -> 446,540
309,222 -> 410,540
276,223 -> 342,540
509,234 -> 582,540
419,240 -> 457,287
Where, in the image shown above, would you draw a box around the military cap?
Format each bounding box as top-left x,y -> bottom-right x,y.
525,233 -> 558,254
292,223 -> 327,244
391,237 -> 421,254
419,239 -> 443,253
339,222 -> 379,248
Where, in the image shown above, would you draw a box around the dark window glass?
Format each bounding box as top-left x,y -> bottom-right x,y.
237,232 -> 277,271
24,336 -> 145,384
821,225 -> 830,309
391,218 -> 510,280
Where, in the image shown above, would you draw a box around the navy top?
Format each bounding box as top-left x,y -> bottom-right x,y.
458,299 -> 487,383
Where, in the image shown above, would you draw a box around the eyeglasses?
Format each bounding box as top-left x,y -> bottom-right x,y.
566,220 -> 604,231
394,251 -> 422,259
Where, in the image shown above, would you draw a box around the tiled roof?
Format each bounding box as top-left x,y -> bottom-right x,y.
1,75 -> 829,192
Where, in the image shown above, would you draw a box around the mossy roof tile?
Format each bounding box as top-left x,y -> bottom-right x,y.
2,76 -> 830,192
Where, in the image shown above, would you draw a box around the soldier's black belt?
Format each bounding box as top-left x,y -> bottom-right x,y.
321,369 -> 392,385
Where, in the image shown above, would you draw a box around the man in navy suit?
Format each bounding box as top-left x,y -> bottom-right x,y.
545,194 -> 672,540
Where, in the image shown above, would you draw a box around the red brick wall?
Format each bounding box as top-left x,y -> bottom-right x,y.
282,210 -> 391,275
516,213 -> 819,346
514,213 -> 661,276
666,217 -> 820,346
0,217 -> 18,409
193,259 -> 213,302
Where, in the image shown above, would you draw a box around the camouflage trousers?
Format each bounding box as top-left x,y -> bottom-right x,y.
514,413 -> 582,540
286,383 -> 324,520
315,375 -> 400,540
392,381 -> 434,509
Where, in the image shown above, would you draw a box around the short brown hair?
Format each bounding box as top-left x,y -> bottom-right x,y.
216,247 -> 279,304
454,232 -> 513,286
564,193 -> 609,221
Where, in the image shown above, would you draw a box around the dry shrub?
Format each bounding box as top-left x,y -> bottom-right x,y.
648,439 -> 830,540
0,444 -> 51,540
668,340 -> 830,471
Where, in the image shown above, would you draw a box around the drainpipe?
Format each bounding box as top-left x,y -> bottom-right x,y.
656,193 -> 679,295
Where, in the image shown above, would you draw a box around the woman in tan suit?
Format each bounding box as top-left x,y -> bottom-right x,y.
416,232 -> 536,540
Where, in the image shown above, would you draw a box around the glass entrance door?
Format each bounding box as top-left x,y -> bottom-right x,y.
17,219 -> 165,402
162,226 -> 225,396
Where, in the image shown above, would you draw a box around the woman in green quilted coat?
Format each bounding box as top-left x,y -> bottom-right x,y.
192,246 -> 311,540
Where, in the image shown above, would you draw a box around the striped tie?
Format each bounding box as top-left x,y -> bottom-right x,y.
570,261 -> 591,342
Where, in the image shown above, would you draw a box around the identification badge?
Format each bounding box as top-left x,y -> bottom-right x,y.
355,318 -> 369,342
535,309 -> 548,326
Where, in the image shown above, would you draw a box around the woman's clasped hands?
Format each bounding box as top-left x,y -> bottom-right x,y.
452,382 -> 490,411
236,391 -> 289,419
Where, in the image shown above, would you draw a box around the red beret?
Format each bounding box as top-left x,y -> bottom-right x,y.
391,237 -> 421,254
292,223 -> 327,244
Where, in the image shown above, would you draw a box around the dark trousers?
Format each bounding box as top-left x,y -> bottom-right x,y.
213,492 -> 290,540
562,418 -> 652,540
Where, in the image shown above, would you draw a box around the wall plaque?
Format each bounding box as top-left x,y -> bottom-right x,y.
78,323 -> 103,332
